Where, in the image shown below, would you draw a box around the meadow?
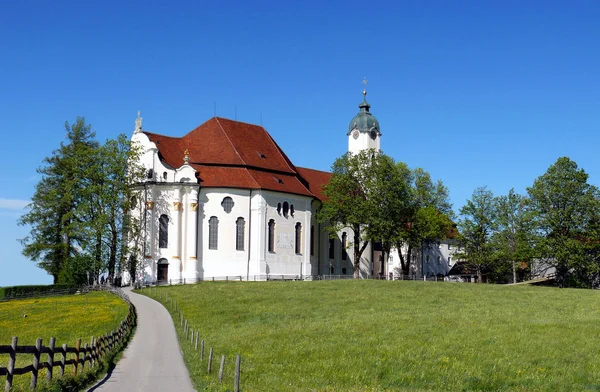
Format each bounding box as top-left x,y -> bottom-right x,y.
141,280 -> 600,391
0,291 -> 129,391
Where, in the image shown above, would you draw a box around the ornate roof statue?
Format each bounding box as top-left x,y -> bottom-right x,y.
134,111 -> 143,133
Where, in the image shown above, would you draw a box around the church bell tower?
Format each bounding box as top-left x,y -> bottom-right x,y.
348,79 -> 381,154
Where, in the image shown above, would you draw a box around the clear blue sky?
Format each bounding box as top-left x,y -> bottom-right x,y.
1,1 -> 599,286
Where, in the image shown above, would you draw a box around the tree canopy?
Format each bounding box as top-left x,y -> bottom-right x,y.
19,118 -> 144,285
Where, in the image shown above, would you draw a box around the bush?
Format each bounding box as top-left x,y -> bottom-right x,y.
1,284 -> 78,300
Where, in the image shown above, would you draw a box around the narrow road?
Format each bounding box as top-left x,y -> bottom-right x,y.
90,287 -> 195,392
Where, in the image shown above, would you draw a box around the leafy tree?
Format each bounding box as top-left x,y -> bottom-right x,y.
79,134 -> 145,282
364,156 -> 413,275
457,186 -> 497,283
490,189 -> 533,283
318,150 -> 401,278
395,168 -> 454,275
20,118 -> 144,285
19,118 -> 98,283
527,157 -> 600,287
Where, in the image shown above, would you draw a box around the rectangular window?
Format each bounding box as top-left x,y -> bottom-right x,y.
295,223 -> 302,254
236,217 -> 245,251
268,220 -> 275,253
310,225 -> 314,256
209,216 -> 218,250
342,233 -> 348,260
329,238 -> 335,259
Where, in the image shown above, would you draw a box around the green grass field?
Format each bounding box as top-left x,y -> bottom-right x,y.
0,291 -> 129,391
141,280 -> 600,391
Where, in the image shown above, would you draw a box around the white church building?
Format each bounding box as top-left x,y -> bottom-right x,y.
128,90 -> 458,284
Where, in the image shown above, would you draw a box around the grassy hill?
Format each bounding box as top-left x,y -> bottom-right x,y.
141,280 -> 600,391
0,291 -> 129,391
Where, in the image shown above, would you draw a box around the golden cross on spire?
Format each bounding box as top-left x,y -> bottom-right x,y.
362,77 -> 368,98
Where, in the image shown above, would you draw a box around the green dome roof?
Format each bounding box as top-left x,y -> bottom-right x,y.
348,95 -> 380,134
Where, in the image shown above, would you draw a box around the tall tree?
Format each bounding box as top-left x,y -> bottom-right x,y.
20,118 -> 144,285
490,189 -> 533,283
318,150 -> 400,278
457,186 -> 496,282
364,156 -> 413,275
527,157 -> 600,287
394,168 -> 453,275
19,118 -> 98,283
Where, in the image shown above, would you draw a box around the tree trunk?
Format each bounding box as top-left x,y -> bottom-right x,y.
477,266 -> 483,283
108,224 -> 118,282
396,246 -> 405,274
352,224 -> 369,279
512,260 -> 517,284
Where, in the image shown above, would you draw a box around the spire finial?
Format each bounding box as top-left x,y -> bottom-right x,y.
362,77 -> 368,98
134,111 -> 143,133
183,149 -> 190,164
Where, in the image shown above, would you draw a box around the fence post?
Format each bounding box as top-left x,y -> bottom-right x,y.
235,354 -> 241,392
74,339 -> 81,375
82,343 -> 89,372
90,336 -> 95,367
207,348 -> 214,374
30,337 -> 42,389
201,340 -> 205,361
195,331 -> 199,350
219,355 -> 225,383
47,337 -> 56,381
5,336 -> 17,392
60,343 -> 67,377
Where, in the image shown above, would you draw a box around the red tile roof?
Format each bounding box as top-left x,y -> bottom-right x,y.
296,167 -> 333,202
143,117 -> 331,200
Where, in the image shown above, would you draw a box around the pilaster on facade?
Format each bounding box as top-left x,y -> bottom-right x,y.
184,189 -> 199,279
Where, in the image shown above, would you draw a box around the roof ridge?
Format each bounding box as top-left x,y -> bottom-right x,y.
262,129 -> 298,174
296,166 -> 332,175
214,117 -> 246,166
243,167 -> 261,189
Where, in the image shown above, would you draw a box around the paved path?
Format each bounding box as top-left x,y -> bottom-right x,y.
90,287 -> 195,392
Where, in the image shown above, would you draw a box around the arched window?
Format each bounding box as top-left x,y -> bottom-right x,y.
341,232 -> 348,260
295,222 -> 302,254
310,225 -> 314,256
290,204 -> 295,217
282,201 -> 289,218
328,238 -> 335,259
330,266 -> 335,274
236,217 -> 245,251
209,216 -> 218,250
159,215 -> 169,248
162,171 -> 167,180
221,197 -> 234,213
268,219 -> 275,252
277,203 -> 282,215
342,267 -> 347,275
147,168 -> 154,179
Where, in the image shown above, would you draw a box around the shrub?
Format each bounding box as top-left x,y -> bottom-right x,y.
1,284 -> 78,300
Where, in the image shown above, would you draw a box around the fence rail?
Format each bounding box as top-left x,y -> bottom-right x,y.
0,286 -> 136,391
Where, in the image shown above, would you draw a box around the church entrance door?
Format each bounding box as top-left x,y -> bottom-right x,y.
157,259 -> 169,283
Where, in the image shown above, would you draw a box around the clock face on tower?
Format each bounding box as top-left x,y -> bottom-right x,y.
352,130 -> 359,140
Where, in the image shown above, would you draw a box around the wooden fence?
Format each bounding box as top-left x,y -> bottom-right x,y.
0,286 -> 136,391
